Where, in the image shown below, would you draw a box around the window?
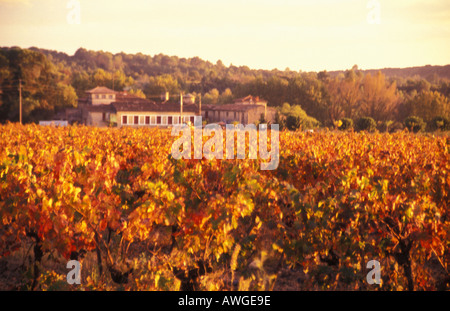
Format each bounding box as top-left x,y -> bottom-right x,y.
234,111 -> 237,119
102,113 -> 110,122
95,94 -> 99,99
134,116 -> 139,125
145,116 -> 150,125
157,116 -> 161,125
173,116 -> 179,125
108,95 -> 113,99
168,116 -> 173,125
122,115 -> 127,125
190,116 -> 195,124
102,94 -> 106,99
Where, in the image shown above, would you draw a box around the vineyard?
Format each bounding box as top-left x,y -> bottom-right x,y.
0,123 -> 449,291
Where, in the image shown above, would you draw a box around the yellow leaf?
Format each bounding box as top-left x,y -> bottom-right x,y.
155,274 -> 160,288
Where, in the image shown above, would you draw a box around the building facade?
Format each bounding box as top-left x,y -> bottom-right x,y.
201,96 -> 276,124
66,86 -> 200,127
64,87 -> 274,127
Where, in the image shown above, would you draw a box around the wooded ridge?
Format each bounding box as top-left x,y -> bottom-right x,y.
1,46 -> 449,127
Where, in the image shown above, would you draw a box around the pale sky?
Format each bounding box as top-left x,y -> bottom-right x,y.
0,0 -> 449,72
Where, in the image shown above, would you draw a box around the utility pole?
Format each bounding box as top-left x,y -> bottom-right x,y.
112,65 -> 115,91
180,92 -> 183,124
199,93 -> 202,116
19,79 -> 22,124
265,102 -> 267,123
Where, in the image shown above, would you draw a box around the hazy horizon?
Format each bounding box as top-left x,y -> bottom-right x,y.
1,0 -> 449,72
3,44 -> 450,74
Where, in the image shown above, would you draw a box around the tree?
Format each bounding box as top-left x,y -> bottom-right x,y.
317,71 -> 330,82
143,74 -> 181,97
326,70 -> 361,123
278,103 -> 320,130
218,88 -> 233,105
399,90 -> 449,123
0,47 -> 77,123
71,70 -> 91,97
280,102 -> 292,116
427,116 -> 450,132
377,120 -> 394,133
338,118 -> 354,131
340,74 -> 361,118
325,75 -> 361,122
404,116 -> 426,133
0,53 -> 11,118
55,83 -> 78,109
93,68 -> 109,86
128,88 -> 146,99
284,75 -> 328,124
359,72 -> 400,121
355,117 -> 377,132
286,115 -> 302,131
202,88 -> 220,105
3,46 -> 450,126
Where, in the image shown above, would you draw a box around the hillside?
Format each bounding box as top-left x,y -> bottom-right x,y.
32,47 -> 450,83
1,46 -> 449,126
329,65 -> 450,81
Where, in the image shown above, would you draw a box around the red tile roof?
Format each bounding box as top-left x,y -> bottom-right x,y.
112,101 -> 157,112
77,97 -> 89,104
112,101 -> 199,113
203,104 -> 265,112
234,95 -> 266,104
116,92 -> 148,102
86,86 -> 118,94
86,105 -> 116,113
79,87 -> 200,114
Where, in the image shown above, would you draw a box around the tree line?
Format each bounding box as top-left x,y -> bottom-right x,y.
0,46 -> 449,129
